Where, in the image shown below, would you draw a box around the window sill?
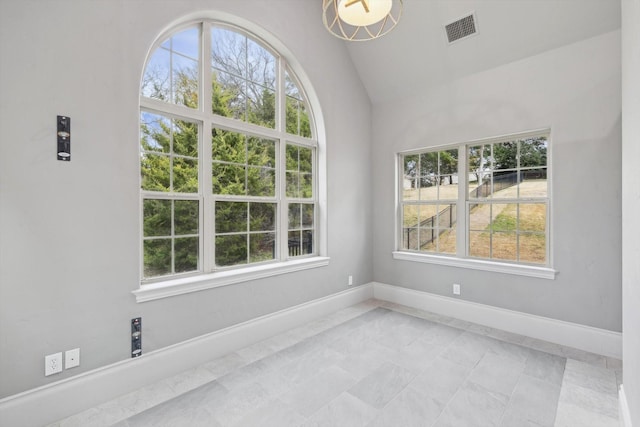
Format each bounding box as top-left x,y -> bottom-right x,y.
392,251 -> 557,280
133,257 -> 331,303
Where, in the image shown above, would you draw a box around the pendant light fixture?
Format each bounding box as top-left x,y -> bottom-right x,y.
323,0 -> 403,41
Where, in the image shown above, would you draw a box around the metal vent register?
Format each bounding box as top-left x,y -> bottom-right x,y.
445,14 -> 477,43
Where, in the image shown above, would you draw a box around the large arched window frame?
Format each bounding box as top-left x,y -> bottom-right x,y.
135,17 -> 328,302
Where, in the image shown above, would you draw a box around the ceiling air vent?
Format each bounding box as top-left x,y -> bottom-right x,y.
445,13 -> 477,44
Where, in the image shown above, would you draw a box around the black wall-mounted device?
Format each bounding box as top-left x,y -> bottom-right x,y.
57,115 -> 71,161
131,317 -> 142,358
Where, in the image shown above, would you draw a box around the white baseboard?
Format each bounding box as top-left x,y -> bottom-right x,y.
373,282 -> 622,359
0,282 -> 623,427
619,385 -> 634,427
0,285 -> 374,427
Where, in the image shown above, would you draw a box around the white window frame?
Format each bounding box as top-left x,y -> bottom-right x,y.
393,129 -> 557,280
135,19 -> 329,302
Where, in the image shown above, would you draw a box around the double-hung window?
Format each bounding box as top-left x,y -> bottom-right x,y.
139,21 -> 322,290
397,131 -> 552,276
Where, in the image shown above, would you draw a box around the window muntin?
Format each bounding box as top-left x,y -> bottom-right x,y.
140,21 -> 318,282
398,132 -> 550,267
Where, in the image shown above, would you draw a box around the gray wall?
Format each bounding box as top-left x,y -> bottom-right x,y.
622,0 -> 640,423
0,0 -> 373,398
371,30 -> 622,332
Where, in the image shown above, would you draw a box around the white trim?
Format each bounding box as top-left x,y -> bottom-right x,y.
392,251 -> 557,280
134,256 -> 330,302
372,282 -> 621,359
0,284 -> 373,427
619,385 -> 634,427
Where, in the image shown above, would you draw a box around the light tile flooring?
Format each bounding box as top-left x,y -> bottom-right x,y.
50,300 -> 622,427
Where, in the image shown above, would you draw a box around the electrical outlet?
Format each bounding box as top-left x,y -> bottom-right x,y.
453,283 -> 461,295
65,348 -> 80,369
45,352 -> 63,376
348,275 -> 353,286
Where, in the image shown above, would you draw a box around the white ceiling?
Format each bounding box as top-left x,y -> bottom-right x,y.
343,0 -> 621,105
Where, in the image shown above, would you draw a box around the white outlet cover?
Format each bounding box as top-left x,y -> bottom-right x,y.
65,348 -> 80,369
45,352 -> 63,376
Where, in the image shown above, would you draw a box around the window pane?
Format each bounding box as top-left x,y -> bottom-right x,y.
247,84 -> 275,128
299,104 -> 312,138
172,54 -> 198,108
493,141 -> 517,171
420,152 -> 438,176
469,202 -> 491,231
171,27 -> 199,59
247,137 -> 275,167
141,112 -> 171,153
491,232 -> 517,261
403,205 -> 419,228
215,234 -> 247,267
439,149 -> 458,175
403,154 -> 419,195
288,230 -> 301,256
247,166 -> 275,197
173,157 -> 198,193
489,203 -> 514,232
141,48 -> 170,101
173,120 -> 198,157
302,204 -> 314,228
438,176 -> 458,201
402,227 -> 419,250
469,231 -> 490,259
286,96 -> 301,135
286,172 -> 299,198
175,237 -> 198,273
212,128 -> 246,163
437,204 -> 457,230
299,146 -> 312,173
211,27 -> 244,77
141,153 -> 170,192
212,70 -> 245,120
520,168 -> 547,198
143,199 -> 171,237
286,144 -> 299,170
419,205 -> 439,226
288,203 -> 301,229
212,163 -> 245,195
250,203 -> 276,231
519,203 -> 546,233
439,228 -> 456,254
174,200 -> 199,235
246,38 -> 275,88
519,137 -> 547,168
469,171 -> 491,199
491,172 -> 519,199
144,239 -> 172,277
250,233 -> 275,262
301,173 -> 313,198
215,202 -> 247,233
519,233 -> 546,264
302,230 -> 313,255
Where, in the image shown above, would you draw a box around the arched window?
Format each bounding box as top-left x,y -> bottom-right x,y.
139,19 -> 324,292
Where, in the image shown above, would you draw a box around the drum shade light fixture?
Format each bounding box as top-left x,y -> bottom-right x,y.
323,0 -> 403,41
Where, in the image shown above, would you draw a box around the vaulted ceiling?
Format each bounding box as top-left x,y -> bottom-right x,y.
343,0 -> 621,105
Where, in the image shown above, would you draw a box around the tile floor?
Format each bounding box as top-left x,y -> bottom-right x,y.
49,300 -> 622,427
